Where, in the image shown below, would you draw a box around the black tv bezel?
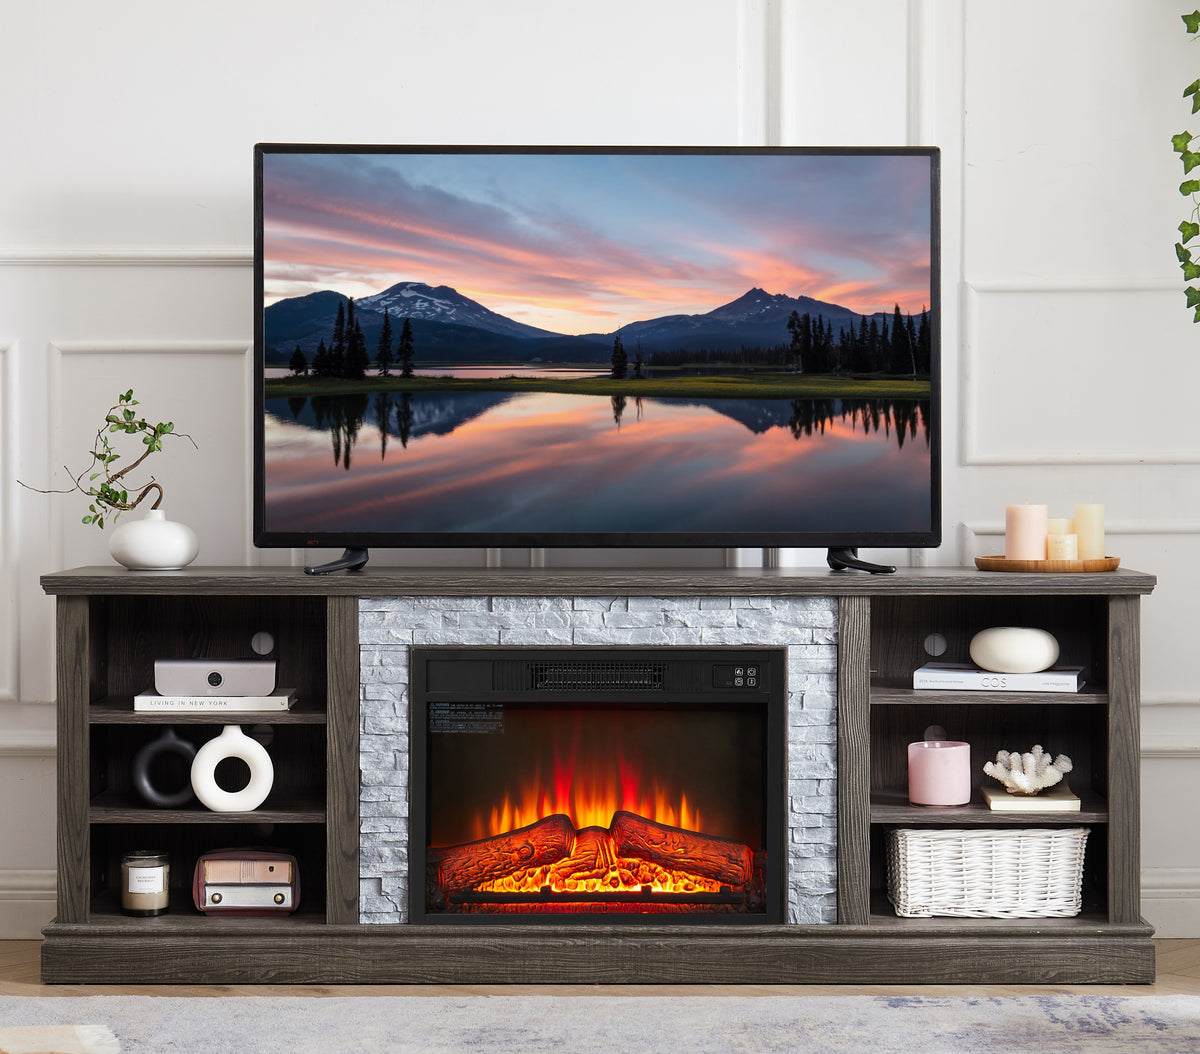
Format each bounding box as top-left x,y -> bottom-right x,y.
253,143 -> 941,553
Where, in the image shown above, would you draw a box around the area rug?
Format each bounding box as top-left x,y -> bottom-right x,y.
0,1025 -> 118,1054
0,994 -> 1197,1053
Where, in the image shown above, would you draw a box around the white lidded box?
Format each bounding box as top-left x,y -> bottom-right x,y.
886,827 -> 1088,918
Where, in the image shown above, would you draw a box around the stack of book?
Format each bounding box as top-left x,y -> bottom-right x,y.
912,662 -> 1085,693
133,688 -> 297,712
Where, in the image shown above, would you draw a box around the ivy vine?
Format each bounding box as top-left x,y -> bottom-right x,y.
1174,11 -> 1200,319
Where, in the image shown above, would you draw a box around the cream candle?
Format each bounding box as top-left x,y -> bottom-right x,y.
1046,535 -> 1084,561
1047,517 -> 1075,536
1005,504 -> 1048,560
121,849 -> 169,916
1075,503 -> 1105,560
907,741 -> 971,806
1047,533 -> 1079,560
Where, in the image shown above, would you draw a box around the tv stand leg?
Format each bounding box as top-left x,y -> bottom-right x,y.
304,547 -> 370,575
826,547 -> 895,574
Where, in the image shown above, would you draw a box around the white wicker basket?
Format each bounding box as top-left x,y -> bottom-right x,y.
886,827 -> 1088,918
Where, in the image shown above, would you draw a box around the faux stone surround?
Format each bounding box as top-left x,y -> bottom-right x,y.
358,595 -> 839,925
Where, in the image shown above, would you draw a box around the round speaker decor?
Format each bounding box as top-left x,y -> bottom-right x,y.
131,727 -> 197,808
190,725 -> 274,812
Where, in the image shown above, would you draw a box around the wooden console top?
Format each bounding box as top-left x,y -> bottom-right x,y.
41,564 -> 1157,598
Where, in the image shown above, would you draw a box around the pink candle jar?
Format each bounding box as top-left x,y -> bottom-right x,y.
907,741 -> 971,805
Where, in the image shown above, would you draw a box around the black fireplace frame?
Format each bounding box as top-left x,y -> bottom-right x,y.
409,646 -> 787,925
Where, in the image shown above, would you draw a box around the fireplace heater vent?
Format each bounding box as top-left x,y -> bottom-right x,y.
493,660 -> 670,693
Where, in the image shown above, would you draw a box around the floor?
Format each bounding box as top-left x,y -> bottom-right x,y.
1,939 -> 1197,997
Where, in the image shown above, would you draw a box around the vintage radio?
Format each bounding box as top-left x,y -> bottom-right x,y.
192,849 -> 300,916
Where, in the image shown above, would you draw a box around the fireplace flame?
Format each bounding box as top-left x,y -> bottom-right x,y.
473,751 -> 701,841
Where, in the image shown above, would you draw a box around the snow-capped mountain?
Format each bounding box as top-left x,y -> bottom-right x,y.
357,282 -> 558,341
263,280 -> 900,365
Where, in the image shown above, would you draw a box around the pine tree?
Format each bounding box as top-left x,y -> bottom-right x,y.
891,304 -> 910,374
289,345 -> 307,376
376,312 -> 394,376
331,301 -> 347,378
611,331 -> 628,379
346,320 -> 368,379
398,318 -> 415,378
916,308 -> 931,375
855,314 -> 871,372
313,339 -> 330,378
786,310 -> 811,373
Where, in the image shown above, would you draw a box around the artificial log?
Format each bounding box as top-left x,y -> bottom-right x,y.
608,810 -> 753,886
431,813 -> 575,894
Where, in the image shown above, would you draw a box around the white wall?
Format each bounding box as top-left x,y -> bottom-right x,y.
2,0 -> 1196,938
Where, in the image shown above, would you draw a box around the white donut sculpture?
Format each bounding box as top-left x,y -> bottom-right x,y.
190,725 -> 274,812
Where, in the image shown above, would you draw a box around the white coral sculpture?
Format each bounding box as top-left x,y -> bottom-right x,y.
982,745 -> 1073,795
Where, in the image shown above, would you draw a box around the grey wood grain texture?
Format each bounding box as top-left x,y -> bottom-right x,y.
41,565 -> 1158,598
39,922 -> 1155,985
325,595 -> 360,925
836,595 -> 871,925
41,566 -> 1157,983
55,596 -> 91,924
1106,594 -> 1142,924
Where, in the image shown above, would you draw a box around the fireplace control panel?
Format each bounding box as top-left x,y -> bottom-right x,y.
712,662 -> 764,690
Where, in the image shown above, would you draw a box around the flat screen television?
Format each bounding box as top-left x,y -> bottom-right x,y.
254,144 -> 940,572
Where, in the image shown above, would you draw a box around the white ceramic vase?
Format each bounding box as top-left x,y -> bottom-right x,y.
190,725 -> 274,813
108,508 -> 199,570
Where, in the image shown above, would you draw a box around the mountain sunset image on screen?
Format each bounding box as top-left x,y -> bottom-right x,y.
254,146 -> 939,550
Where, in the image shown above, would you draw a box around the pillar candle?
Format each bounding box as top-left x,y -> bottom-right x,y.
1047,517 -> 1075,536
907,741 -> 971,806
1074,503 -> 1105,560
1005,504 -> 1048,560
1047,533 -> 1079,560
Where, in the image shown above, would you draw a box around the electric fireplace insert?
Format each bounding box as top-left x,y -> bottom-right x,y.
410,647 -> 785,924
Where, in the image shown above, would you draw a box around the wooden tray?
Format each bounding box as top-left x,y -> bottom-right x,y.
975,555 -> 1120,573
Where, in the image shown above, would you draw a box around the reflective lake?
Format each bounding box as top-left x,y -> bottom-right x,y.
262,388 -> 932,536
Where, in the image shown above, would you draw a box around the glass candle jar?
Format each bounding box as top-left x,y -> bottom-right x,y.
120,850 -> 169,916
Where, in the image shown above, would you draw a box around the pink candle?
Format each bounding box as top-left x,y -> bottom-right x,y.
907,741 -> 971,806
1005,504 -> 1048,560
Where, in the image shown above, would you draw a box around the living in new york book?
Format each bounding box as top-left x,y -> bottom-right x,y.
133,689 -> 297,712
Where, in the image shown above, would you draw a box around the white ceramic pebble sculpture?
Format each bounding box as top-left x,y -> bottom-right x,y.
969,626 -> 1059,674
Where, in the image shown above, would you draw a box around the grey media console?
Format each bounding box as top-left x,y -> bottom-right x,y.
40,564 -> 1156,984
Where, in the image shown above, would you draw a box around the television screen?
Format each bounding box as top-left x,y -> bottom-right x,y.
254,145 -> 939,558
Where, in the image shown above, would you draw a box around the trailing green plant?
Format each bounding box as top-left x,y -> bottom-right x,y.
21,389 -> 195,529
1174,11 -> 1200,319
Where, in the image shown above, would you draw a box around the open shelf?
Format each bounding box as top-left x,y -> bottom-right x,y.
89,697 -> 329,724
869,788 -> 1107,825
89,796 -> 326,824
870,683 -> 1107,706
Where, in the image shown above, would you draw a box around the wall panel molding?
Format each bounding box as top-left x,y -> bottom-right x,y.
0,248 -> 251,267
1143,736 -> 1200,759
962,280 -> 1198,466
47,340 -> 255,571
0,731 -> 55,758
0,340 -> 15,703
906,0 -> 933,146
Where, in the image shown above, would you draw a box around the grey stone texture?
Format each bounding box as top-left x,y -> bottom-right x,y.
358,595 -> 838,925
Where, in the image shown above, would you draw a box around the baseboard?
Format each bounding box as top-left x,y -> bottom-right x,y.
1142,868 -> 1200,937
0,870 -> 55,939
